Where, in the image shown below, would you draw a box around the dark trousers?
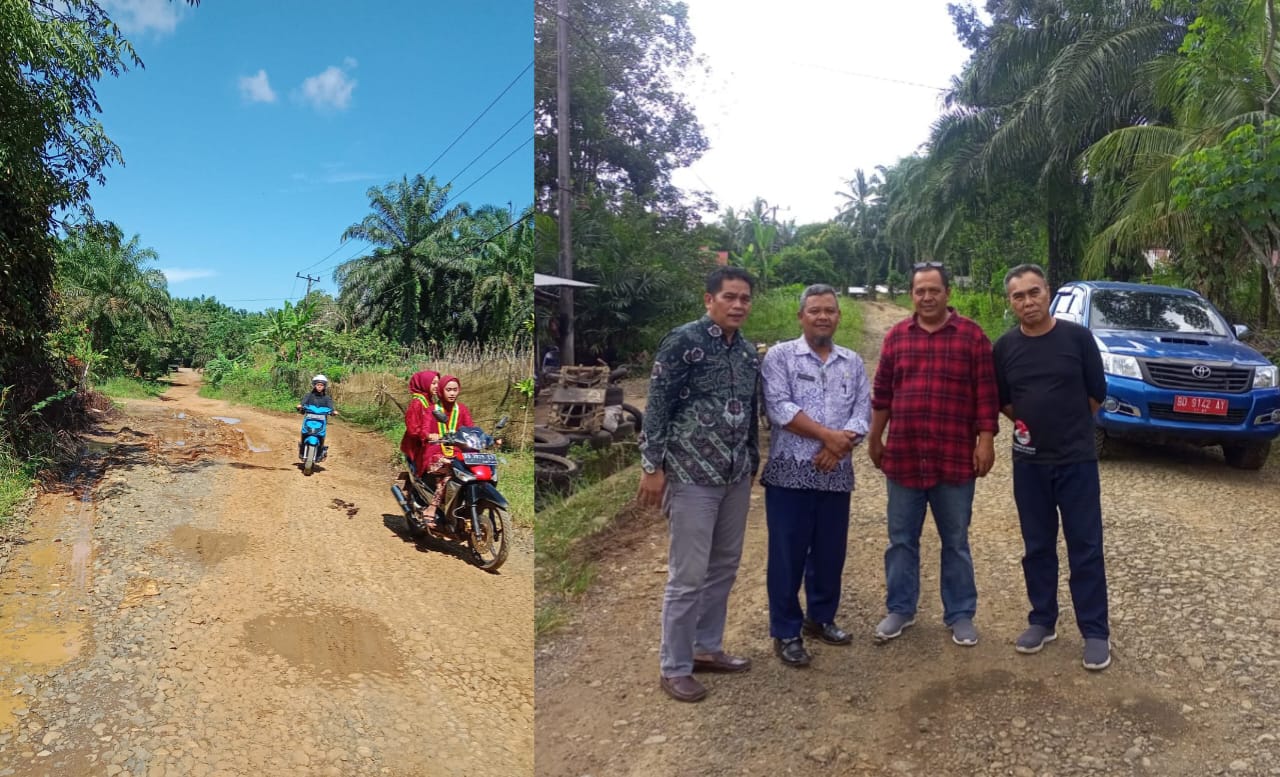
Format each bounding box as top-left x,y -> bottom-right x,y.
765,486 -> 851,639
1012,459 -> 1110,639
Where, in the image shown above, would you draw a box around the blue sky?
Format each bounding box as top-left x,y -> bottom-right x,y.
86,0 -> 533,311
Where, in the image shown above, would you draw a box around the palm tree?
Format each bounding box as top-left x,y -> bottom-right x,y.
470,206 -> 534,346
834,168 -> 881,228
1080,1 -> 1276,299
335,174 -> 469,346
57,221 -> 172,355
921,0 -> 1180,289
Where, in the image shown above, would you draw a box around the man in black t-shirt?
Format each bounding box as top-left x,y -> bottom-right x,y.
993,264 -> 1112,671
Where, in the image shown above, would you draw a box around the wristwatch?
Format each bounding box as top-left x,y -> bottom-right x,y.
641,458 -> 658,475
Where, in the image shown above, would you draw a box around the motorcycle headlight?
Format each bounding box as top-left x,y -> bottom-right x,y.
1100,352 -> 1143,380
1256,365 -> 1279,388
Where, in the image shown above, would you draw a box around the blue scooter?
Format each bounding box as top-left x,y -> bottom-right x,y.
297,404 -> 334,475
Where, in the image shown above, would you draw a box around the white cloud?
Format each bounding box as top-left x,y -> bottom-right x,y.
298,65 -> 357,112
343,56 -> 359,70
102,0 -> 184,36
161,268 -> 217,283
238,70 -> 277,103
669,0 -> 972,225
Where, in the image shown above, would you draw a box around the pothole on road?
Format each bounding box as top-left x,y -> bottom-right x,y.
242,606 -> 406,681
168,525 -> 249,564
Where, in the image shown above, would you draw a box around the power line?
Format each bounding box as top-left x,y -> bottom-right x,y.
442,108 -> 533,195
295,59 -> 533,275
414,60 -> 534,181
786,60 -> 948,92
315,136 -> 533,276
443,136 -> 534,209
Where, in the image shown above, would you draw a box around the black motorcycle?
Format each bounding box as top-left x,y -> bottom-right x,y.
391,413 -> 510,572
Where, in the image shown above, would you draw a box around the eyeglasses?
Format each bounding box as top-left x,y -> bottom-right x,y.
912,261 -> 944,270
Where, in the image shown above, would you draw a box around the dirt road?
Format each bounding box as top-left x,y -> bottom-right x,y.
0,370 -> 532,776
536,302 -> 1280,776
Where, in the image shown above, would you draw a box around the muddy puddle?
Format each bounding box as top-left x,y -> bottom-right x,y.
242,605 -> 405,682
168,525 -> 248,564
0,493 -> 93,729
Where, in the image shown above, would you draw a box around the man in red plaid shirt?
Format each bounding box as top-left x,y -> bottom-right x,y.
866,263 -> 1000,646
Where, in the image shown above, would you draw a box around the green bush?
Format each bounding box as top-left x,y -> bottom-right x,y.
742,285 -> 864,350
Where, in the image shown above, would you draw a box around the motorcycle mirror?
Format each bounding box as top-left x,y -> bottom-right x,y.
495,415 -> 509,430
432,407 -> 447,422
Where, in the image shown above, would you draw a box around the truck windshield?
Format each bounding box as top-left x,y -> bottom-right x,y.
1089,290 -> 1230,336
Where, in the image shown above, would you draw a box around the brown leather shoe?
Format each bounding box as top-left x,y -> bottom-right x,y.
659,674 -> 707,702
693,651 -> 752,673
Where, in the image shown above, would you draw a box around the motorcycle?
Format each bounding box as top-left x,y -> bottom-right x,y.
391,413 -> 510,572
296,404 -> 333,475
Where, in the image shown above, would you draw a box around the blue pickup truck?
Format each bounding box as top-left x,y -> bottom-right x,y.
1048,281 -> 1280,469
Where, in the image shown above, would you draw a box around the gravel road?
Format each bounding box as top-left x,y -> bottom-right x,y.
0,370 -> 533,776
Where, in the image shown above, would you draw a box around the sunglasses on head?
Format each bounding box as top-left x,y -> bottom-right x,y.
912,261 -> 944,270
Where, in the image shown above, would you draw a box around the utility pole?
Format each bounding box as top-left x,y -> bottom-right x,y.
556,0 -> 575,366
296,272 -> 321,298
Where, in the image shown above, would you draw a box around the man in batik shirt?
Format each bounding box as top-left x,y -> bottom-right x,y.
638,266 -> 760,703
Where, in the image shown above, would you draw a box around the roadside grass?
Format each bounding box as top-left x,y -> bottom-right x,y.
535,464 -> 641,636
96,376 -> 169,399
743,284 -> 864,349
0,444 -> 32,528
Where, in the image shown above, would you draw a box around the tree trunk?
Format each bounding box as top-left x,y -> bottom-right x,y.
1262,266 -> 1271,329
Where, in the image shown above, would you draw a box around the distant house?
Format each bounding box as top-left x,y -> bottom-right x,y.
698,246 -> 730,266
847,286 -> 869,298
1145,248 -> 1171,269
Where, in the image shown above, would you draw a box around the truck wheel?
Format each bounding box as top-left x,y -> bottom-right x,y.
1223,441 -> 1270,470
1093,427 -> 1113,459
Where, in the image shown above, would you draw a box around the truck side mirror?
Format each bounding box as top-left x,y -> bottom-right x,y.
432,408 -> 447,422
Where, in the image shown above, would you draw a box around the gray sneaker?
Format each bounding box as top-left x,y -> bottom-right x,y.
950,617 -> 978,646
1015,624 -> 1057,654
1083,638 -> 1111,670
874,612 -> 916,641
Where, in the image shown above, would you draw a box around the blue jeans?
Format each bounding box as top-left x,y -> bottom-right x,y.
884,478 -> 977,625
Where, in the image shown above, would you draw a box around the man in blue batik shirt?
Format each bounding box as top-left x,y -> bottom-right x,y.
760,284 -> 872,667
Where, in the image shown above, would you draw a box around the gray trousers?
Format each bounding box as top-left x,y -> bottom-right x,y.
660,476 -> 752,677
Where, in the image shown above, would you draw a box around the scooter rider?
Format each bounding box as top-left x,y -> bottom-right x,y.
296,375 -> 339,460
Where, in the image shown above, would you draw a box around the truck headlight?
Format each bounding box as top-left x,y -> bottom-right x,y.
1100,353 -> 1142,380
1256,365 -> 1279,388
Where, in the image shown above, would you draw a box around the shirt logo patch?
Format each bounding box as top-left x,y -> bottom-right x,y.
1014,419 -> 1032,446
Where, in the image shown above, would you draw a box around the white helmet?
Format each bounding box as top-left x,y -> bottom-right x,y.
312,374 -> 329,385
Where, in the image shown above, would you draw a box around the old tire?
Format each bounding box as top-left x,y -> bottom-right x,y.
533,426 -> 571,456
1223,441 -> 1270,470
303,444 -> 317,475
613,421 -> 636,440
620,403 -> 644,430
534,452 -> 581,490
604,385 -> 624,406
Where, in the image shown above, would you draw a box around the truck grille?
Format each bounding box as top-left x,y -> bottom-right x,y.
1148,402 -> 1246,424
1142,360 -> 1253,393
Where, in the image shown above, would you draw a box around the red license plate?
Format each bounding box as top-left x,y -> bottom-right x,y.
1173,395 -> 1229,416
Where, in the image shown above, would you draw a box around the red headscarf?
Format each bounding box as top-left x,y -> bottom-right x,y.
438,374 -> 460,410
408,370 -> 438,410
